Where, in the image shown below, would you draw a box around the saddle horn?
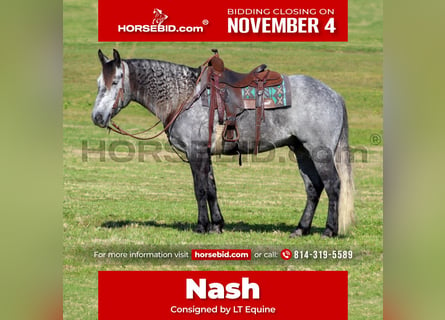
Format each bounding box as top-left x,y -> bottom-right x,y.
209,49 -> 224,72
254,64 -> 267,73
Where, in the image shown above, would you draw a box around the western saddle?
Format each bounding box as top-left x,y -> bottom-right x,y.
205,49 -> 286,155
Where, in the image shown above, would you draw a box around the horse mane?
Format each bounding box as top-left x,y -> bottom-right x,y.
125,59 -> 201,122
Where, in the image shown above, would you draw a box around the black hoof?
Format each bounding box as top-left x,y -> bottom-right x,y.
194,224 -> 209,233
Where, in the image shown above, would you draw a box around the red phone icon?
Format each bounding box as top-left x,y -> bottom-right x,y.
281,249 -> 292,260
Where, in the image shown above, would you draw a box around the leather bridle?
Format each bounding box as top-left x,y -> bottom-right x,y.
107,57 -> 212,141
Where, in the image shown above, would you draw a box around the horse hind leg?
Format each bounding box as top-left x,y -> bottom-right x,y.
311,148 -> 341,237
290,144 -> 324,237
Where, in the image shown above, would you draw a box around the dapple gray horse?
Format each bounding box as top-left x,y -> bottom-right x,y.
92,49 -> 354,237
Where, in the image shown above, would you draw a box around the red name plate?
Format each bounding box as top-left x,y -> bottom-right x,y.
98,271 -> 348,319
98,0 -> 348,42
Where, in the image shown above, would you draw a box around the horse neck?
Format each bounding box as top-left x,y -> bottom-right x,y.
125,59 -> 200,124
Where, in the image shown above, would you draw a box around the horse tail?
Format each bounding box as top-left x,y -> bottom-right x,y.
334,98 -> 355,234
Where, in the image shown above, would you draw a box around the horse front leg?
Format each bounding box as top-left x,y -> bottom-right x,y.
188,149 -> 224,233
207,162 -> 224,233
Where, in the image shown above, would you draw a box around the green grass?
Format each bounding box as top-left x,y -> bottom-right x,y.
64,0 -> 382,319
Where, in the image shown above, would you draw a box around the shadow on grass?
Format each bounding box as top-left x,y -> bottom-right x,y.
101,219 -> 326,235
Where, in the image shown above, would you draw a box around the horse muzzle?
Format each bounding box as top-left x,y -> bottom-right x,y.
91,111 -> 110,128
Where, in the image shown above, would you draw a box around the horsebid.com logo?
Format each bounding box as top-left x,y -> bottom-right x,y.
152,8 -> 168,25
117,8 -> 206,33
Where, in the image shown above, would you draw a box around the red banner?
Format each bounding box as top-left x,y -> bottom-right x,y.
98,0 -> 348,42
98,271 -> 348,319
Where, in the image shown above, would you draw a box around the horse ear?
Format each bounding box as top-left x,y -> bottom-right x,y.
98,49 -> 110,66
113,49 -> 121,67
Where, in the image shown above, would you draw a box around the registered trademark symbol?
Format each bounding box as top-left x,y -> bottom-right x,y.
202,19 -> 209,25
370,133 -> 382,145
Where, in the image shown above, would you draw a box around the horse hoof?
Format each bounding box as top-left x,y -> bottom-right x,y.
290,229 -> 302,238
290,228 -> 310,238
209,224 -> 223,234
321,229 -> 337,238
194,224 -> 209,233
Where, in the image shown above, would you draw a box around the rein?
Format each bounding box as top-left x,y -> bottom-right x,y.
107,57 -> 213,141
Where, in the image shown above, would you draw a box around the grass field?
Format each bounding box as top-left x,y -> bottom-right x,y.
64,0 -> 383,319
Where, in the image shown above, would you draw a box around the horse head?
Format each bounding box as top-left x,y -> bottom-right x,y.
92,49 -> 129,128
